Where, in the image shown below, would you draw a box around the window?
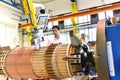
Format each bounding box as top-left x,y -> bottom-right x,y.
98,12 -> 105,19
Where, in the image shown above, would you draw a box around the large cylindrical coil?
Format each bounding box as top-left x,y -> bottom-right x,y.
2,44 -> 76,79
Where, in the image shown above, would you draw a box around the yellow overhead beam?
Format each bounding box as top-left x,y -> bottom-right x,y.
28,0 -> 38,28
71,0 -> 78,37
22,0 -> 30,14
22,0 -> 38,29
71,2 -> 77,24
25,17 -> 32,47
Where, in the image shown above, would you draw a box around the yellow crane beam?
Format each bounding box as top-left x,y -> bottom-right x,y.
71,0 -> 79,37
21,0 -> 37,29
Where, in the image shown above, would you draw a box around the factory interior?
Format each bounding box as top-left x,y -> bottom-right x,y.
0,0 -> 120,80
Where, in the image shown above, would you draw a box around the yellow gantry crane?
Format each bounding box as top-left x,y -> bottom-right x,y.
70,0 -> 79,37
20,0 -> 47,48
20,0 -> 38,47
22,0 -> 37,29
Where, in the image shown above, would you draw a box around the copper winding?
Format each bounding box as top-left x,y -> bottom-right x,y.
5,47 -> 37,79
0,46 -> 10,75
0,52 -> 5,74
32,47 -> 49,78
54,44 -> 71,79
45,44 -> 58,79
2,44 -> 76,79
0,54 -> 5,74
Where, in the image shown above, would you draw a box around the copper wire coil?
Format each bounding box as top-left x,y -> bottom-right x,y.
5,47 -> 37,79
45,44 -> 58,79
54,44 -> 71,78
18,48 -> 36,78
0,52 -> 6,74
4,44 -> 75,79
32,47 -> 49,78
5,48 -> 19,78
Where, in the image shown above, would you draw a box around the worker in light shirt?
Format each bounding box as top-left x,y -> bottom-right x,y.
47,25 -> 67,46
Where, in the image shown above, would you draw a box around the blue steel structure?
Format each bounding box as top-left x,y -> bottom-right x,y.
106,23 -> 120,80
0,0 -> 21,9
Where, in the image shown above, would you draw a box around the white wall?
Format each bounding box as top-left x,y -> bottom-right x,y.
0,22 -> 19,49
0,2 -> 22,48
0,2 -> 22,25
43,0 -> 120,16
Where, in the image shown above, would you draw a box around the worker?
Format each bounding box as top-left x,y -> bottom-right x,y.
80,34 -> 86,45
80,34 -> 96,78
47,25 -> 67,46
106,16 -> 112,26
117,17 -> 120,23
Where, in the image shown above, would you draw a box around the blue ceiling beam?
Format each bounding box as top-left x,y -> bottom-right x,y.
10,0 -> 19,7
0,0 -> 21,10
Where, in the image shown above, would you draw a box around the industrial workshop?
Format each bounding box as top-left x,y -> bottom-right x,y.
0,0 -> 120,80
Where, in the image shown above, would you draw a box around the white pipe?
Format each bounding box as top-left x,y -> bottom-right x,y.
33,3 -> 45,9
